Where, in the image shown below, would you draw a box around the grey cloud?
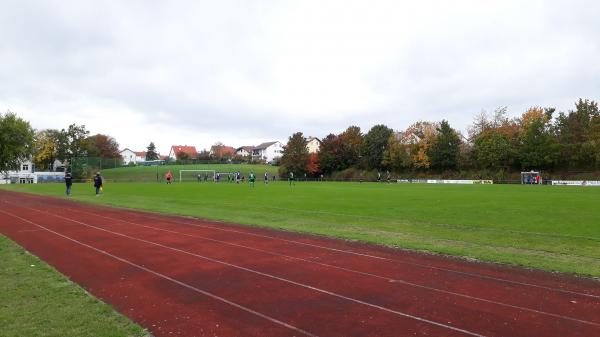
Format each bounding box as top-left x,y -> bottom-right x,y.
1,0 -> 600,150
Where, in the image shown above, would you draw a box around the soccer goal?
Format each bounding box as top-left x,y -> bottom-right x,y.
521,171 -> 541,184
179,170 -> 216,182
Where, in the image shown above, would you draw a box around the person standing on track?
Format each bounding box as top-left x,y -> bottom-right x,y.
65,172 -> 73,196
93,172 -> 103,196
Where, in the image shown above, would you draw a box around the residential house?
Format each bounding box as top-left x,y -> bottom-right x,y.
235,146 -> 254,157
306,137 -> 321,154
120,148 -> 147,165
210,145 -> 236,158
169,145 -> 198,160
252,141 -> 283,163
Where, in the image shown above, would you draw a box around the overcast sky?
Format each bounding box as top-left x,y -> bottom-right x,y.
1,1 -> 599,154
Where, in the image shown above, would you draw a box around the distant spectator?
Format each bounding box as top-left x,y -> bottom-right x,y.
93,172 -> 103,196
65,172 -> 73,196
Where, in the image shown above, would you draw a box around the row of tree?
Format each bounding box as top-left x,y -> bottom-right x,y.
279,99 -> 600,177
0,112 -> 123,173
33,124 -> 121,171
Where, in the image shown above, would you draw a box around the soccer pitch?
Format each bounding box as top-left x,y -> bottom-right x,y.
3,181 -> 599,277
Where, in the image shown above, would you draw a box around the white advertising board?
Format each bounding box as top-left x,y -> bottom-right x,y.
551,180 -> 600,186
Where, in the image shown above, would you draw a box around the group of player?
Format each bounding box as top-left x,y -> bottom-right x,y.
163,170 -> 284,186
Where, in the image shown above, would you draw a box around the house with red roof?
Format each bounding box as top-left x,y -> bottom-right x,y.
210,144 -> 236,159
169,145 -> 198,160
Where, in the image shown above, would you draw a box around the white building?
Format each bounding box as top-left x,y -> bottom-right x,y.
252,141 -> 283,163
120,148 -> 146,165
1,159 -> 37,184
306,137 -> 321,154
235,146 -> 254,157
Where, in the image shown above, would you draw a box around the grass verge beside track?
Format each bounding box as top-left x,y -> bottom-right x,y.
0,235 -> 148,337
2,182 -> 599,277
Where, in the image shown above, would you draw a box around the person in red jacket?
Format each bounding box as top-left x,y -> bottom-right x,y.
165,170 -> 173,184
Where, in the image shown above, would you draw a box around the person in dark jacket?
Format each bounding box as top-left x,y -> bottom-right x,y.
65,172 -> 73,196
93,172 -> 103,196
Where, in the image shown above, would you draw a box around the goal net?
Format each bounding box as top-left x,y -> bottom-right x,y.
179,170 -> 216,182
521,171 -> 541,184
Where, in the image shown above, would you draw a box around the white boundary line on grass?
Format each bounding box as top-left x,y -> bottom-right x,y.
56,205 -> 600,327
0,209 -> 318,337
6,204 -> 488,337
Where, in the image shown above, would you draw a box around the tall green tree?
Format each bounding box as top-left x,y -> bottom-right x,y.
362,124 -> 393,170
428,120 -> 461,170
317,134 -> 342,174
279,132 -> 309,176
473,130 -> 512,169
554,99 -> 599,169
0,111 -> 34,173
518,107 -> 557,170
56,124 -> 90,162
339,126 -> 363,168
146,142 -> 159,161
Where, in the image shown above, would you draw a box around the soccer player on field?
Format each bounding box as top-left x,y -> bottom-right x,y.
249,171 -> 256,187
288,172 -> 295,186
264,171 -> 269,184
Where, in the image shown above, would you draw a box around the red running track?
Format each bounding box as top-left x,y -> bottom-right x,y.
1,190 -> 599,337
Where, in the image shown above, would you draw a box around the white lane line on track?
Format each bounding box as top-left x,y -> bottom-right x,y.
12,192 -> 600,299
85,206 -> 600,300
59,206 -> 600,327
11,203 -> 487,337
0,209 -> 318,337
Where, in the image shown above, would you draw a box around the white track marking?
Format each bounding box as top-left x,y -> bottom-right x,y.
54,206 -> 600,327
5,192 -> 600,299
12,204 -> 487,337
0,209 -> 318,337
78,205 -> 600,300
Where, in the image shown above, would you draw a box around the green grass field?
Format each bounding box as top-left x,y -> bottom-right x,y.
3,180 -> 600,277
98,164 -> 278,182
0,235 -> 147,337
